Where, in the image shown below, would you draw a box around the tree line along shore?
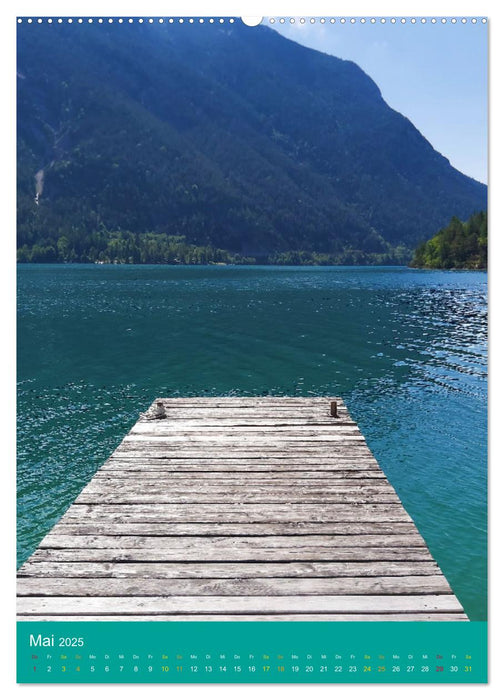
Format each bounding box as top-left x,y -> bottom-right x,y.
17,212 -> 487,269
409,211 -> 487,270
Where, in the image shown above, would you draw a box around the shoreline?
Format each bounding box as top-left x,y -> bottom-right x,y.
16,261 -> 488,271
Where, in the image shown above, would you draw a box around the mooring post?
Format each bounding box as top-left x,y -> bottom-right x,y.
154,401 -> 166,419
330,400 -> 338,418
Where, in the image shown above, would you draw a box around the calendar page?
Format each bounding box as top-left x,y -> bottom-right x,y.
16,8 -> 488,684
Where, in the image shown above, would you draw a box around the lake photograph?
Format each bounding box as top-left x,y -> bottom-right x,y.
15,13 -> 488,683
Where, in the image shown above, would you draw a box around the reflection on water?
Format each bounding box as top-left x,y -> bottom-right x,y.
17,265 -> 487,619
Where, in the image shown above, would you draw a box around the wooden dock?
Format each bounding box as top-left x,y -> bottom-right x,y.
17,397 -> 467,620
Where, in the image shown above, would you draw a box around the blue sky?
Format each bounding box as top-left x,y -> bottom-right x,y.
272,18 -> 488,184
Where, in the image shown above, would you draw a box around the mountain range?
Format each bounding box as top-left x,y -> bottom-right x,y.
17,20 -> 487,264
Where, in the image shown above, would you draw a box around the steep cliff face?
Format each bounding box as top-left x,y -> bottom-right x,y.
17,20 -> 487,260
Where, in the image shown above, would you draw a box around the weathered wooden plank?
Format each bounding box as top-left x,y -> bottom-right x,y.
113,445 -> 373,452
110,450 -> 369,457
105,454 -> 377,460
140,402 -> 347,408
75,480 -> 401,503
97,470 -> 387,480
121,433 -> 365,439
137,412 -> 353,419
140,404 -> 348,410
17,613 -> 468,621
78,484 -> 398,497
116,443 -> 368,449
88,478 -> 395,490
135,417 -> 356,424
96,460 -> 386,479
75,493 -> 401,504
107,455 -> 374,462
143,397 -> 342,403
128,435 -> 366,443
133,421 -> 357,428
75,492 -> 397,505
18,560 -> 443,579
81,477 -> 396,488
17,575 -> 451,597
129,432 -> 363,441
140,400 -> 346,405
16,594 -> 464,614
39,533 -> 427,550
62,503 -> 414,523
140,404 -> 343,409
106,461 -> 379,467
111,452 -> 378,465
118,451 -> 372,458
134,420 -> 358,426
49,521 -> 418,537
132,424 -> 363,433
105,455 -> 379,462
29,547 -> 434,562
123,436 -> 367,444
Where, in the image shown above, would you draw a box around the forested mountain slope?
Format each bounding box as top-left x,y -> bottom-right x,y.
17,20 -> 487,263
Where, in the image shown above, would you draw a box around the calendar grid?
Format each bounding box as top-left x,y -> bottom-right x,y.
17,621 -> 486,683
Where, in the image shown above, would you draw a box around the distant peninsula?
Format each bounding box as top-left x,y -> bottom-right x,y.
409,211 -> 487,270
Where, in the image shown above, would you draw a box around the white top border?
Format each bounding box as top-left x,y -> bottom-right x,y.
16,16 -> 488,23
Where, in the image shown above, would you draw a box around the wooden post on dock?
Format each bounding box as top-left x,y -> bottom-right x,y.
330,400 -> 338,417
153,401 -> 166,419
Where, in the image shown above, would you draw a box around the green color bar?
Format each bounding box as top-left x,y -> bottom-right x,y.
17,621 -> 487,684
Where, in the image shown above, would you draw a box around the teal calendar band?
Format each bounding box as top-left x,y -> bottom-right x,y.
17,621 -> 487,684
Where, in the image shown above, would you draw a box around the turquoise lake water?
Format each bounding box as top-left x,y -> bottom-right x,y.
17,264 -> 487,619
